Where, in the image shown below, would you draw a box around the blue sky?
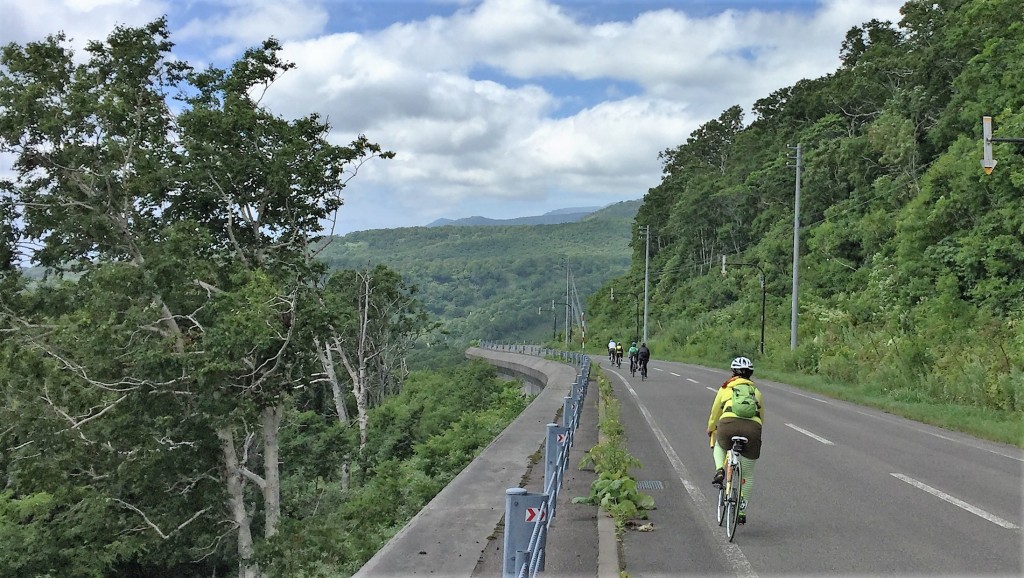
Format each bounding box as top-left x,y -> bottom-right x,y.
1,0 -> 907,234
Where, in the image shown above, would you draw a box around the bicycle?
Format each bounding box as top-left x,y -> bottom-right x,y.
714,435 -> 747,542
639,358 -> 648,380
615,351 -> 623,368
629,355 -> 637,377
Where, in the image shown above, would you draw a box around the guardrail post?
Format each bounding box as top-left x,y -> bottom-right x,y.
503,488 -> 547,578
545,423 -> 569,499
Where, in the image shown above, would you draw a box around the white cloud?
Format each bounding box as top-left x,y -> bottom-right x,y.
0,0 -> 908,233
176,0 -> 329,60
66,0 -> 141,9
0,0 -> 168,53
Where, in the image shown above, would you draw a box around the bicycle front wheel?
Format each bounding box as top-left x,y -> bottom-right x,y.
725,459 -> 742,541
716,484 -> 726,525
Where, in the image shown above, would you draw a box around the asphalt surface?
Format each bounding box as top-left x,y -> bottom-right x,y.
357,349 -> 1024,577
602,356 -> 1024,577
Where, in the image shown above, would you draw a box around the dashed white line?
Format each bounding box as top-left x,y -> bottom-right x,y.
687,378 -> 699,384
653,367 -> 664,371
761,384 -> 829,404
706,387 -> 717,393
669,372 -> 680,376
785,423 -> 835,445
852,410 -> 1024,462
891,473 -> 1020,529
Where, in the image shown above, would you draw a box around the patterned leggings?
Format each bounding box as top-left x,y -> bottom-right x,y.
715,442 -> 758,503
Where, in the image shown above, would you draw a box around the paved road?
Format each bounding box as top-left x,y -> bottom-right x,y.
602,357 -> 1024,577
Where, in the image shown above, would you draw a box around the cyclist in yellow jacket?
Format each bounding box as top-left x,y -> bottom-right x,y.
706,356 -> 763,524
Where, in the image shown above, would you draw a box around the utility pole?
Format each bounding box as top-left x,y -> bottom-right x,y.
788,144 -> 802,350
643,225 -> 650,343
565,256 -> 571,347
551,300 -> 572,344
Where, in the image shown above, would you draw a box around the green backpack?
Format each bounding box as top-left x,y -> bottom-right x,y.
729,382 -> 759,418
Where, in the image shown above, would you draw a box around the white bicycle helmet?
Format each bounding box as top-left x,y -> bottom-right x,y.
730,357 -> 754,370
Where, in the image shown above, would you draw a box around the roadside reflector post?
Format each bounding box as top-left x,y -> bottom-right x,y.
545,423 -> 569,495
503,488 -> 547,578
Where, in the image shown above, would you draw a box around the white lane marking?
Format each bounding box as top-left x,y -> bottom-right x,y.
759,383 -> 830,404
670,372 -> 680,376
659,360 -> 1023,461
785,423 -> 835,445
852,410 -> 1024,462
653,367 -> 664,371
618,375 -> 756,577
891,473 -> 1020,530
706,387 -> 717,393
687,378 -> 699,384
919,430 -> 1024,461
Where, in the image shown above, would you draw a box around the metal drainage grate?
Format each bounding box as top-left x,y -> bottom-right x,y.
636,480 -> 664,490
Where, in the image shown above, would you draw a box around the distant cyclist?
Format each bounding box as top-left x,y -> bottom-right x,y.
608,339 -> 616,362
614,341 -> 624,366
627,342 -> 639,373
637,342 -> 650,379
706,356 -> 763,525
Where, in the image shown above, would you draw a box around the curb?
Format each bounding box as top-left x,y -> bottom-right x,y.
596,366 -> 621,578
598,514 -> 620,578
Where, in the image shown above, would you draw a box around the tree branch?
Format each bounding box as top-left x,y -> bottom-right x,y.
239,466 -> 267,490
114,498 -> 211,540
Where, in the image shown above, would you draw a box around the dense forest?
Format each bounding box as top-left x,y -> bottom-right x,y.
587,0 -> 1024,419
318,200 -> 637,344
0,21 -> 531,578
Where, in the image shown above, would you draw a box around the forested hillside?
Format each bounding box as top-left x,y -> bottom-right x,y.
319,200 -> 638,343
588,0 -> 1024,421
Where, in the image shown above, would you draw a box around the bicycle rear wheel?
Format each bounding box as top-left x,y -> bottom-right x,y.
725,459 -> 742,541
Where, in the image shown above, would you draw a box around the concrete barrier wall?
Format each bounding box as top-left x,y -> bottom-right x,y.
353,347 -> 577,577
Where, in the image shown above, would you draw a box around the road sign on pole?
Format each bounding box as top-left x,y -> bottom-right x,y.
982,116 -> 997,175
981,115 -> 1024,174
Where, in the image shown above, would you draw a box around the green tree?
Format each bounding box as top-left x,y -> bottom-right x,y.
0,20 -> 392,578
591,0 -> 1024,423
308,265 -> 433,450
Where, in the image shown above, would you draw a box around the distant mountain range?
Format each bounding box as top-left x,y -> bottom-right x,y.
426,206 -> 603,227
319,199 -> 642,343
